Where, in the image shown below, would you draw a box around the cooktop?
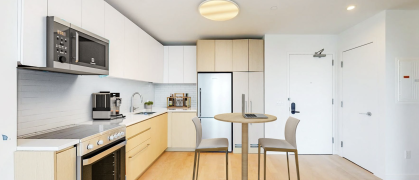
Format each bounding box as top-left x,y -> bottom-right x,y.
25,124 -> 123,140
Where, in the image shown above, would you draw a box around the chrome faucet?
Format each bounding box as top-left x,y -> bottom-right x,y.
131,92 -> 143,112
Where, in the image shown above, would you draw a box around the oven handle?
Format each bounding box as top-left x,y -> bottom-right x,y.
82,140 -> 126,166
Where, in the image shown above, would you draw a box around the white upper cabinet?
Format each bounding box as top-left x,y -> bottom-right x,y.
151,39 -> 164,83
168,46 -> 184,83
138,28 -> 151,82
124,19 -> 140,81
48,0 -> 82,27
104,3 -> 125,79
18,0 -> 48,67
82,0 -> 105,37
183,46 -> 197,83
164,46 -> 197,84
19,0 -> 164,83
163,47 -> 169,83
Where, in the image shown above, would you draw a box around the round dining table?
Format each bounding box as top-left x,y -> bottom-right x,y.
214,113 -> 277,180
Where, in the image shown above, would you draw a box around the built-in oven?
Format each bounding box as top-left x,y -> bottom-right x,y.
79,139 -> 126,180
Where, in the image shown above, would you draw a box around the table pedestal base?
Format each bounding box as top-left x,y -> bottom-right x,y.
242,123 -> 248,180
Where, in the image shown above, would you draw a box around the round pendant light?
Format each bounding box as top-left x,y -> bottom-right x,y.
199,0 -> 240,21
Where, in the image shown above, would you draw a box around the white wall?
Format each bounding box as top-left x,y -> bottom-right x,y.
17,69 -> 154,136
263,35 -> 338,152
337,11 -> 387,179
0,0 -> 18,179
154,84 -> 197,108
385,10 -> 419,180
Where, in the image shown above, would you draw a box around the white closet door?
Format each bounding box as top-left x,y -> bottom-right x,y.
48,0 -> 82,26
104,3 -> 125,78
232,72 -> 248,153
183,46 -> 197,83
168,46 -> 184,83
82,0 -> 105,37
342,43 -> 378,173
248,72 -> 264,153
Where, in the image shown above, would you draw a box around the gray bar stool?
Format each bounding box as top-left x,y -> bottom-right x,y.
258,117 -> 301,180
192,117 -> 229,180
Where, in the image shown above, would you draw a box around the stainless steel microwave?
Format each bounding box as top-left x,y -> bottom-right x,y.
20,16 -> 109,75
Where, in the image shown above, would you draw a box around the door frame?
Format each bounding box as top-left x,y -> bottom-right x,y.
287,53 -> 337,154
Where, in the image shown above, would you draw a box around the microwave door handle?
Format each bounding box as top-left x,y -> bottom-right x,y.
82,141 -> 126,166
75,32 -> 79,63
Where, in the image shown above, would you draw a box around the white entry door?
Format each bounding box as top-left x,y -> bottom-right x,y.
342,43 -> 378,172
289,54 -> 333,154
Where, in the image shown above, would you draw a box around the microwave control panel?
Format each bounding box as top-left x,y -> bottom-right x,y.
54,32 -> 70,63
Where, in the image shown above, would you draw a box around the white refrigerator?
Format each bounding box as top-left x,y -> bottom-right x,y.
197,73 -> 233,151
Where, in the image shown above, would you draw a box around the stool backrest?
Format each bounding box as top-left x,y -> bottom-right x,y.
192,117 -> 202,148
284,117 -> 300,149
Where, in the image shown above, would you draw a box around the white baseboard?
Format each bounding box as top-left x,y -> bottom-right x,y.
166,147 -> 195,152
233,147 -> 264,154
385,174 -> 419,180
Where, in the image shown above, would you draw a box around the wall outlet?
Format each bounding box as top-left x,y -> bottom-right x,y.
405,151 -> 411,159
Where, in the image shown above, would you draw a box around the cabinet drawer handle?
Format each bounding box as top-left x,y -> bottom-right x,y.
129,144 -> 150,158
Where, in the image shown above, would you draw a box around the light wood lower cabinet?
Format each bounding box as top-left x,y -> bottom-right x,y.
126,113 -> 168,180
167,112 -> 197,151
15,147 -> 76,180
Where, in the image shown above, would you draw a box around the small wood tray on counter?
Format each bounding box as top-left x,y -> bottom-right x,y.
167,93 -> 191,108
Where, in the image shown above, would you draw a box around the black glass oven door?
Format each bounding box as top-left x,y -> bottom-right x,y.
71,29 -> 109,71
82,141 -> 125,180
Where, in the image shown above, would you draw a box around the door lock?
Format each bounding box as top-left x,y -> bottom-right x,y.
291,102 -> 300,114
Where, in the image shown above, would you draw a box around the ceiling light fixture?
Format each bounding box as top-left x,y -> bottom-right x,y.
347,5 -> 356,11
199,0 -> 240,21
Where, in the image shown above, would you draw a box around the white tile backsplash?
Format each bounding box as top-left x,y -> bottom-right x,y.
17,69 -> 154,136
154,84 -> 197,108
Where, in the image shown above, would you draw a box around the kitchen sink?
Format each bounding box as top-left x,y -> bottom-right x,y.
135,112 -> 156,115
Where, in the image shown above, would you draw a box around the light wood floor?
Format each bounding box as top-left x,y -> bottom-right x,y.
138,152 -> 381,180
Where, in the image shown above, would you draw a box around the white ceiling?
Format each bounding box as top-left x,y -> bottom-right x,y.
105,0 -> 419,45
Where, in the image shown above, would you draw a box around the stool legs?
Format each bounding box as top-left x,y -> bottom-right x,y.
286,152 -> 290,180
264,150 -> 267,180
226,151 -> 228,180
196,152 -> 201,180
258,144 -> 261,180
295,151 -> 300,180
192,151 -> 197,180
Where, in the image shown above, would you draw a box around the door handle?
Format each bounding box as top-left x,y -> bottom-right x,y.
291,102 -> 300,114
359,112 -> 372,116
250,101 -> 252,113
199,88 -> 202,117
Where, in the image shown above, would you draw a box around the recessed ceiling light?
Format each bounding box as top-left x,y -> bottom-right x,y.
347,5 -> 356,11
271,6 -> 278,10
199,0 -> 240,21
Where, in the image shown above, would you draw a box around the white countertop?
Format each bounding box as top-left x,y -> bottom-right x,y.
17,139 -> 80,151
17,107 -> 196,151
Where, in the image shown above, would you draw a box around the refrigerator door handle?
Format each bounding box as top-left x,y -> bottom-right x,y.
199,88 -> 202,117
